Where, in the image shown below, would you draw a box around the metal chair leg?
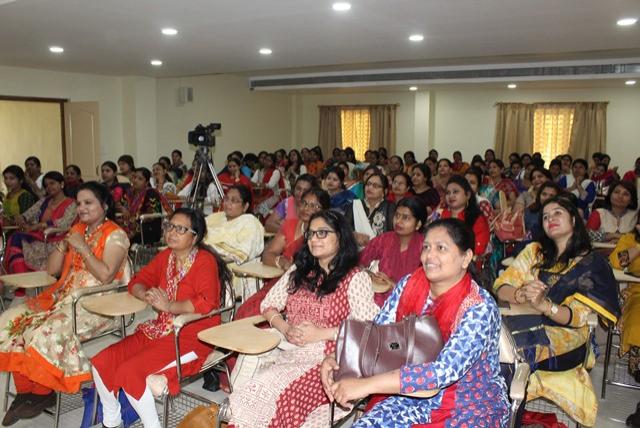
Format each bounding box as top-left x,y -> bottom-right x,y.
53,391 -> 62,428
2,372 -> 11,412
162,394 -> 171,428
601,324 -> 614,399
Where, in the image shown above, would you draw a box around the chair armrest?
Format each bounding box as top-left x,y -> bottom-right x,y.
139,213 -> 165,222
586,312 -> 598,329
44,227 -> 68,238
173,304 -> 235,329
71,282 -> 128,301
509,362 -> 531,402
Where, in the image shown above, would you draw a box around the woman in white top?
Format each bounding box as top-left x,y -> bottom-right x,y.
586,180 -> 638,242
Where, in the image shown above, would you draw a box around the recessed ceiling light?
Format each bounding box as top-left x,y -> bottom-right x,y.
49,46 -> 64,54
161,28 -> 178,36
507,83 -> 517,89
409,86 -> 418,91
617,17 -> 638,26
150,59 -> 163,66
332,2 -> 351,11
259,48 -> 272,55
626,80 -> 637,86
408,34 -> 424,42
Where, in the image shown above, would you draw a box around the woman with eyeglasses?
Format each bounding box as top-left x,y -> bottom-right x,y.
228,210 -> 379,427
359,197 -> 427,306
203,185 -> 264,265
91,207 -> 232,428
0,182 -> 129,425
344,172 -> 396,248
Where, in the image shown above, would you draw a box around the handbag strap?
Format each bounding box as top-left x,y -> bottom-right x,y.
405,315 -> 417,366
358,322 -> 375,377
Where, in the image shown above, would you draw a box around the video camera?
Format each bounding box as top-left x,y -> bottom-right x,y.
187,123 -> 221,147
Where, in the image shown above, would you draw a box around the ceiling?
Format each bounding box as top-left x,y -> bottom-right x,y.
0,0 -> 639,78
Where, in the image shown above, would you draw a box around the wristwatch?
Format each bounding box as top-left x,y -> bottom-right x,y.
546,299 -> 559,316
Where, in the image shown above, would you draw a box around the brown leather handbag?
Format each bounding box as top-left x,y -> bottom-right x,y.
177,403 -> 219,428
334,314 -> 444,381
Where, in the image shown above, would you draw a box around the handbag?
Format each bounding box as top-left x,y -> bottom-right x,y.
178,403 -> 219,428
334,314 -> 443,382
494,209 -> 525,242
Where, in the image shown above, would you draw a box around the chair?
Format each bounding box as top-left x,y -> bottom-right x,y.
1,259 -> 133,428
132,277 -> 236,428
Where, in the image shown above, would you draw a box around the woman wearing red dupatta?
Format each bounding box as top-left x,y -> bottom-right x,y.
321,218 -> 509,427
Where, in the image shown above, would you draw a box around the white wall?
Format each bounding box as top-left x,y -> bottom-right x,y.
0,65 -> 125,166
430,86 -> 640,172
155,74 -> 292,167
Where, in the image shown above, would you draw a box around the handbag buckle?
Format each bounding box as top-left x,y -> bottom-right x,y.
389,342 -> 400,350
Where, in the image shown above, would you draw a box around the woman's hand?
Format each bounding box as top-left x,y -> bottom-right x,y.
145,287 -> 171,313
297,321 -> 328,344
14,215 -> 27,228
66,231 -> 91,254
277,256 -> 293,271
604,232 -> 621,242
520,279 -> 548,311
320,355 -> 339,401
330,377 -> 372,408
354,232 -> 370,247
370,271 -> 394,287
284,324 -> 305,346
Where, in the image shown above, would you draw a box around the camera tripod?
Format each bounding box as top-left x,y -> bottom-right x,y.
186,146 -> 225,212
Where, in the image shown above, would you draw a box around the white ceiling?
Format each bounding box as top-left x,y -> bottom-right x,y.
0,0 -> 639,78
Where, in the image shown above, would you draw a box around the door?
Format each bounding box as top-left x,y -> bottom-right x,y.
64,102 -> 100,180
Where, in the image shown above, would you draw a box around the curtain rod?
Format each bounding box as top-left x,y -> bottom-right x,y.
318,103 -> 400,108
494,101 -> 609,106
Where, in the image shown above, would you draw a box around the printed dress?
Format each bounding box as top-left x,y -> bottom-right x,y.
0,220 -> 129,393
228,266 -> 379,428
354,276 -> 509,428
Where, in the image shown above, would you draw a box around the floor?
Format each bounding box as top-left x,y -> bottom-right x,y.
1,308 -> 638,428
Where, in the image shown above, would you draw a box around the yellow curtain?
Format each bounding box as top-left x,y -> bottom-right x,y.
341,108 -> 371,160
317,106 -> 342,160
369,105 -> 397,156
569,102 -> 607,160
533,104 -> 575,163
494,103 -> 534,161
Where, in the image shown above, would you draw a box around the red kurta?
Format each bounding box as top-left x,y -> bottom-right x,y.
91,248 -> 221,399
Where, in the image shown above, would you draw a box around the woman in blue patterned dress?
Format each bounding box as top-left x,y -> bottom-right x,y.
321,218 -> 509,427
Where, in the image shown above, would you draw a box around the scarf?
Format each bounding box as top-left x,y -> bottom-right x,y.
136,248 -> 198,340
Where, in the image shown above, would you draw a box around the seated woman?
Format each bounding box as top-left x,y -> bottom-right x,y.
387,172 -> 412,203
233,187 -> 330,320
321,218 -> 509,427
344,172 -> 396,248
514,167 -> 552,213
92,207 -> 231,428
178,162 -> 221,215
228,210 -> 379,427
609,216 -> 640,382
494,196 -> 620,426
523,181 -> 562,242
482,159 -> 519,209
3,171 -> 77,277
284,149 -> 308,190
101,161 -> 131,220
150,162 -> 177,197
264,174 -> 316,234
559,158 -> 597,219
217,157 -> 253,194
410,163 -> 440,214
359,197 -> 426,306
586,180 -> 638,242
253,153 -> 286,218
0,182 -> 129,426
124,167 -> 172,244
348,164 -> 380,201
1,165 -> 38,226
432,158 -> 453,201
117,154 -> 136,183
204,185 -> 264,264
63,164 -> 84,199
430,175 -> 490,256
324,166 -> 355,213
464,166 -> 493,220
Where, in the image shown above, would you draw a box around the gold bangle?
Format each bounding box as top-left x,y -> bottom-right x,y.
268,313 -> 282,327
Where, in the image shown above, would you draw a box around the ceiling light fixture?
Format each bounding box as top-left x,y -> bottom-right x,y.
617,17 -> 638,26
409,86 -> 418,91
408,34 -> 424,42
161,28 -> 178,36
626,80 -> 637,86
49,46 -> 64,53
507,83 -> 517,89
150,59 -> 163,66
259,48 -> 272,55
332,2 -> 351,12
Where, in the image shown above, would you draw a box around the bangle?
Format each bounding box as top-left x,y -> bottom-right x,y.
268,313 -> 283,327
514,288 -> 525,304
55,243 -> 66,253
275,256 -> 282,269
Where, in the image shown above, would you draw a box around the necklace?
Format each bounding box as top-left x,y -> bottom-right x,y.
84,218 -> 106,240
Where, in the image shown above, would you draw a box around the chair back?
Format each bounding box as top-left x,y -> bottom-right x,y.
499,321 -> 518,364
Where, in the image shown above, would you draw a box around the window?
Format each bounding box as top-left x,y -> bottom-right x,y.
341,108 -> 370,160
533,105 -> 574,162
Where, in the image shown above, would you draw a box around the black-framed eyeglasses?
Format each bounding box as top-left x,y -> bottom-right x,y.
304,229 -> 336,240
162,221 -> 196,236
300,200 -> 322,211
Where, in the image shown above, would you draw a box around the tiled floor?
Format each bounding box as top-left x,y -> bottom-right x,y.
1,311 -> 639,428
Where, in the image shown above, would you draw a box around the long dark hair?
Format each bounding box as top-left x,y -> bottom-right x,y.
3,164 -> 33,195
170,207 -> 233,304
536,196 -> 592,270
291,210 -> 359,297
397,196 -> 427,228
604,180 -> 638,211
446,175 -> 481,229
530,181 -> 562,213
412,163 -> 432,187
77,181 -> 116,220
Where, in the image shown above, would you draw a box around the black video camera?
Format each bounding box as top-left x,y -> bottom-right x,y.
188,123 -> 221,147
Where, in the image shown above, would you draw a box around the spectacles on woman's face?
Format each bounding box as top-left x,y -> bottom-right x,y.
365,181 -> 384,189
304,229 -> 336,240
301,200 -> 322,211
162,221 -> 196,236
